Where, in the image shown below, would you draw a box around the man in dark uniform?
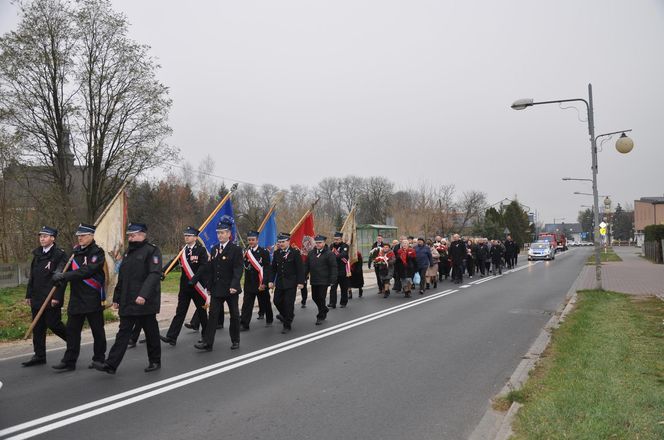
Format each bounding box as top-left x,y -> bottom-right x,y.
94,222 -> 162,374
449,234 -> 467,284
504,235 -> 517,269
269,233 -> 304,334
240,230 -> 272,331
22,226 -> 68,367
328,232 -> 350,308
159,226 -> 209,346
52,223 -> 106,371
305,235 -> 336,325
193,216 -> 243,351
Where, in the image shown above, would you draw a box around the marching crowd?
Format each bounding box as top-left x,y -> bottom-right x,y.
20,218 -> 520,375
368,233 -> 521,298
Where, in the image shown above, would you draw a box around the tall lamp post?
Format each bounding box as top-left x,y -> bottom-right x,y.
511,84 -> 634,290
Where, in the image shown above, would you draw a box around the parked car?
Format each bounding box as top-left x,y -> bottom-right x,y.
528,241 -> 555,261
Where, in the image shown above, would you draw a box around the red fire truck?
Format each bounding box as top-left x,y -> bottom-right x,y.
538,232 -> 567,252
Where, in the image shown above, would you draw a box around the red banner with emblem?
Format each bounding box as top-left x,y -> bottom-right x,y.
290,211 -> 315,256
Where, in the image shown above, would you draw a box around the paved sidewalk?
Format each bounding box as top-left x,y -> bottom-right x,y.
577,246 -> 663,297
0,271 -> 378,361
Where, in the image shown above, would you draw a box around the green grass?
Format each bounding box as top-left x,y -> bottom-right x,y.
511,290 -> 664,440
586,249 -> 623,264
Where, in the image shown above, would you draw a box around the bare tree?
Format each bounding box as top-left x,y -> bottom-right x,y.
358,176 -> 393,224
457,190 -> 487,232
339,175 -> 366,213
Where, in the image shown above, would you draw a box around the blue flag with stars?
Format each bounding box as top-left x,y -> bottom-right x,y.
199,199 -> 237,252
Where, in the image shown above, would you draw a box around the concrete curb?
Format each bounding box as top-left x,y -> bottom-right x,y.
468,261 -> 585,440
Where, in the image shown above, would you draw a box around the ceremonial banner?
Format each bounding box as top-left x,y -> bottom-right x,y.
259,210 -> 278,257
340,206 -> 358,266
93,187 -> 128,300
290,211 -> 315,255
199,199 -> 236,252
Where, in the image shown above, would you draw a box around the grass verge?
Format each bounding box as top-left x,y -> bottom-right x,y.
511,290 -> 664,439
1,272 -> 183,341
586,248 -> 623,264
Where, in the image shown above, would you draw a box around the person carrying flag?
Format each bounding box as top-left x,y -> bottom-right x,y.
329,231 -> 351,308
159,226 -> 210,346
240,230 -> 272,331
51,223 -> 107,371
269,232 -> 305,334
192,216 -> 243,351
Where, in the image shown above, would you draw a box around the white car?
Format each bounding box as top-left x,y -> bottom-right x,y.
528,242 -> 555,261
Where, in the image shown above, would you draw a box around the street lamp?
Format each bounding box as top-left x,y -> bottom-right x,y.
511,83 -> 634,290
562,177 -> 592,182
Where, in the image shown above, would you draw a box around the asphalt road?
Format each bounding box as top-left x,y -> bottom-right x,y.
0,248 -> 589,440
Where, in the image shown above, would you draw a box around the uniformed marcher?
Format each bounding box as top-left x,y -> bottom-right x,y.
240,230 -> 272,331
328,232 -> 350,308
22,226 -> 68,367
269,233 -> 305,334
52,223 -> 106,371
192,216 -> 243,351
159,226 -> 209,346
304,235 -> 336,325
94,222 -> 162,374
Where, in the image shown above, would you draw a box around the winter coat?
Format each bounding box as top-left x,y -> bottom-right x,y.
193,241 -> 243,297
61,241 -> 106,314
395,247 -> 417,279
305,246 -> 337,286
26,244 -> 68,309
113,240 -> 162,316
271,246 -> 305,289
448,240 -> 467,263
414,244 -> 433,270
350,252 -> 364,288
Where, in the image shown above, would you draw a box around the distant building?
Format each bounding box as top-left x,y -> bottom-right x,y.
634,197 -> 664,246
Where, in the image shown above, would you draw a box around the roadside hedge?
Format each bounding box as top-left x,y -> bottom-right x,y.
644,224 -> 664,242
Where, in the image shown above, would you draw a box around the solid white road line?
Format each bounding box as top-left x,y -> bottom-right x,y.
1,289 -> 457,439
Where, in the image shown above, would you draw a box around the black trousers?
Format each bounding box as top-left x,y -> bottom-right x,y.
438,260 -> 450,280
466,258 -> 475,277
477,259 -> 487,276
241,289 -> 263,328
62,310 -> 106,365
273,287 -> 296,327
300,285 -> 308,305
392,276 -> 402,291
492,259 -> 503,274
166,288 -> 208,340
203,295 -> 239,347
256,290 -> 273,323
417,267 -> 428,291
190,303 -> 222,329
31,307 -> 67,359
107,314 -> 160,369
311,285 -> 329,319
451,261 -> 464,282
329,275 -> 349,306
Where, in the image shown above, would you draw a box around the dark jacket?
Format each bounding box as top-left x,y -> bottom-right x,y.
271,246 -> 305,289
504,239 -> 517,257
61,241 -> 106,314
194,241 -> 243,298
113,240 -> 162,316
305,246 -> 337,286
164,242 -> 209,293
477,243 -> 489,261
449,240 -> 467,263
490,244 -> 504,263
26,244 -> 68,309
243,246 -> 271,292
414,244 -> 433,269
350,252 -> 364,288
331,242 -> 350,277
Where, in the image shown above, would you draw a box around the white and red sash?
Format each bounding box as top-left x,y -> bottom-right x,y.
180,246 -> 210,306
245,248 -> 264,285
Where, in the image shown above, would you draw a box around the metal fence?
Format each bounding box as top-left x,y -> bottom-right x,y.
0,263 -> 31,288
642,240 -> 663,264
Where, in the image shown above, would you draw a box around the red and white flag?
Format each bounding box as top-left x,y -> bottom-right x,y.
290,211 -> 316,256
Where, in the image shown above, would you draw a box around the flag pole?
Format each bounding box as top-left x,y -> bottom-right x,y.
289,198 -> 320,235
24,182 -> 130,339
257,191 -> 285,233
163,183 -> 239,276
340,204 -> 356,232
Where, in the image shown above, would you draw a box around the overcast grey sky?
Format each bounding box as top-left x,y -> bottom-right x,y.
2,0 -> 663,225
